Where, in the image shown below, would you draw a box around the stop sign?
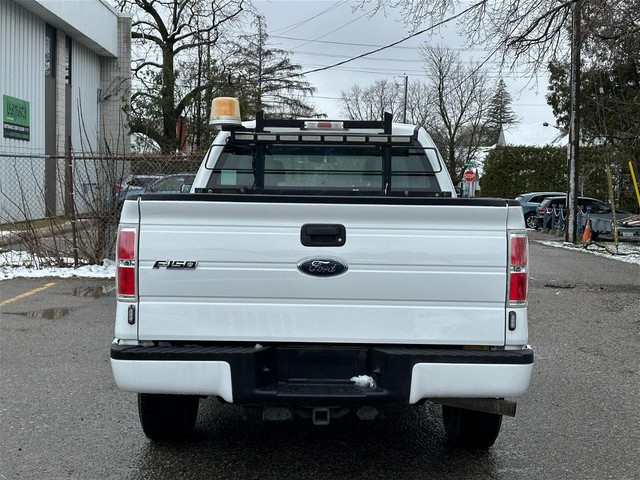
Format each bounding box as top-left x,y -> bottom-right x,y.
463,169 -> 476,182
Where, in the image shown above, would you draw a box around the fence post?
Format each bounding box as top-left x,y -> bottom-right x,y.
68,153 -> 79,268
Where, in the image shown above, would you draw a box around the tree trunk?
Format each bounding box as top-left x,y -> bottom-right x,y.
161,45 -> 178,152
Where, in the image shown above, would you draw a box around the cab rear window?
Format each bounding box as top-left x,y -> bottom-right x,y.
206,142 -> 442,196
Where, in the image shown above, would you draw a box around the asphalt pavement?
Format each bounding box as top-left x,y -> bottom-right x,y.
1,237 -> 639,480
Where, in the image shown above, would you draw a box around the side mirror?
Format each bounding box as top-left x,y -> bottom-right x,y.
180,184 -> 192,193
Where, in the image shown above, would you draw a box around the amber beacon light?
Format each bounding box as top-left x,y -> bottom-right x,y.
209,97 -> 242,128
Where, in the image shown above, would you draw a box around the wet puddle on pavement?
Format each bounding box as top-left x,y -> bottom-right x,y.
15,308 -> 72,320
70,285 -> 116,298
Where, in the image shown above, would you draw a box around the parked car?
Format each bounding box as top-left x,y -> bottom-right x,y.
535,195 -> 631,231
515,191 -> 565,229
114,174 -> 163,203
145,173 -> 196,194
119,173 -> 196,203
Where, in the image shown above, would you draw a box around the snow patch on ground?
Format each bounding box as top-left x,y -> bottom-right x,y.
0,250 -> 116,280
538,241 -> 640,265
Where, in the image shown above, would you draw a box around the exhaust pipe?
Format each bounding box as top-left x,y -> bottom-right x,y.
262,406 -> 293,421
356,406 -> 379,420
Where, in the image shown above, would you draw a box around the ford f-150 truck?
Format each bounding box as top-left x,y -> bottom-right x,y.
110,97 -> 533,448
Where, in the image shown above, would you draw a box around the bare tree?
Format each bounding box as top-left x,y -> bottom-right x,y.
338,47 -> 490,183
404,79 -> 433,126
357,1 -> 637,71
340,79 -> 403,120
116,0 -> 247,152
421,46 -> 491,183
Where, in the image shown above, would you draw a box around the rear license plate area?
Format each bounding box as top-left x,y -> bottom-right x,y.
277,347 -> 367,383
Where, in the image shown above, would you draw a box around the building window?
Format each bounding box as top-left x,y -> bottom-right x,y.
65,36 -> 72,84
45,25 -> 56,77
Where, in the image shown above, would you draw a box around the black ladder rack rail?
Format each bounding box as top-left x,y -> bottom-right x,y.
252,110 -> 394,134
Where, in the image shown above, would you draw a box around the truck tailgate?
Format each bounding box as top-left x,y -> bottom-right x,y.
135,199 -> 510,345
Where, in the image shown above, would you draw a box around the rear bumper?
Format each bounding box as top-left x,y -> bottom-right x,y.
110,343 -> 533,405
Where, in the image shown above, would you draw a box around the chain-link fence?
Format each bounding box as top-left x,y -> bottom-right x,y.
0,152 -> 202,264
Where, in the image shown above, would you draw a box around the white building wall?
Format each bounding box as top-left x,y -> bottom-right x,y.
1,0 -> 130,223
18,0 -> 119,57
71,40 -> 101,154
0,1 -> 47,221
70,40 -> 102,214
0,0 -> 46,155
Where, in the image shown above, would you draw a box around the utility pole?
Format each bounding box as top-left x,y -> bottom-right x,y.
566,0 -> 582,243
402,74 -> 408,123
257,19 -> 264,112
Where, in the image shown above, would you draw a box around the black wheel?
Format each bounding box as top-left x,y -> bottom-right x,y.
525,213 -> 538,230
442,405 -> 502,449
138,393 -> 199,441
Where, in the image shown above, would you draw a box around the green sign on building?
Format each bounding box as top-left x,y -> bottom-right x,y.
3,94 -> 30,141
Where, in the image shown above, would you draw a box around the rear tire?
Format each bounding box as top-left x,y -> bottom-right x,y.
442,405 -> 502,449
525,213 -> 538,229
138,393 -> 199,441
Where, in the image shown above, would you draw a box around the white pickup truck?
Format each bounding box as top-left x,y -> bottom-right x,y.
110,98 -> 533,448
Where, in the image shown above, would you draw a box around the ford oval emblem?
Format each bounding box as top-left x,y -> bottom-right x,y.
298,258 -> 348,277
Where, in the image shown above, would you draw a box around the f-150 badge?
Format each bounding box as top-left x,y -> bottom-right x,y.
297,258 -> 348,277
153,260 -> 197,269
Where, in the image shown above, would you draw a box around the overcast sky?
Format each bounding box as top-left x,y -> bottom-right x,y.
253,0 -> 556,124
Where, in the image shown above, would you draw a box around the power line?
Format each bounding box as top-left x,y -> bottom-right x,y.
273,0 -> 486,79
290,9 -> 373,50
293,50 -> 422,63
292,50 -> 521,70
295,62 -> 532,77
271,35 -> 486,52
269,1 -> 349,35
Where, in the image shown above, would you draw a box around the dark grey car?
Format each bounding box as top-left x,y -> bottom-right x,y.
112,174 -> 195,215
120,173 -> 196,202
515,191 -> 565,229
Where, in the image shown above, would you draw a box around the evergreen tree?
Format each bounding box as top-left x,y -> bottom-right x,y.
228,15 -> 319,119
485,78 -> 518,145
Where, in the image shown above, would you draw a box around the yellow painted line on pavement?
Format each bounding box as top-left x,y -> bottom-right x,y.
0,282 -> 57,307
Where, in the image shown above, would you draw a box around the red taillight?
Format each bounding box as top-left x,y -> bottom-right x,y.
508,233 -> 528,304
114,185 -> 122,191
117,267 -> 135,296
118,230 -> 135,260
510,235 -> 527,266
117,227 -> 136,300
509,272 -> 527,302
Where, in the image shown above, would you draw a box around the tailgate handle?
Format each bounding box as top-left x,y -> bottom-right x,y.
301,224 -> 346,247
